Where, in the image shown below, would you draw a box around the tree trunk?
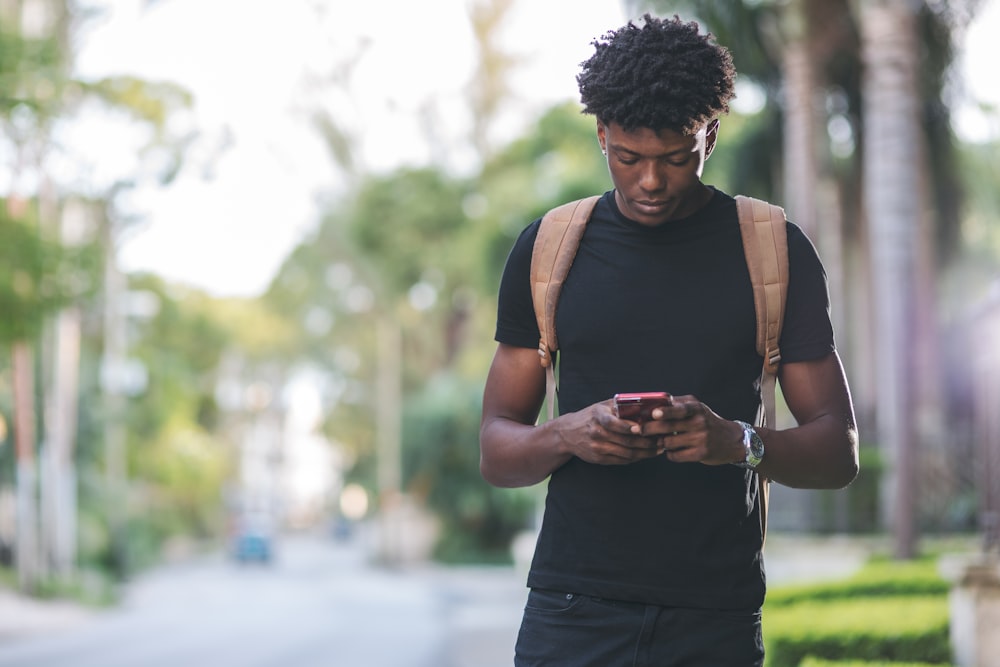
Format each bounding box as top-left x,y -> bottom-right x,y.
12,341 -> 39,592
102,218 -> 130,577
5,184 -> 41,592
40,179 -> 84,580
42,306 -> 81,578
860,0 -> 922,559
374,314 -> 403,564
781,0 -> 819,240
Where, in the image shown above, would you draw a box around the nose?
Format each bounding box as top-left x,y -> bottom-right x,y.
638,161 -> 666,193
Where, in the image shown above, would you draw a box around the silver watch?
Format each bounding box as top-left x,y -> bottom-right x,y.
734,420 -> 764,469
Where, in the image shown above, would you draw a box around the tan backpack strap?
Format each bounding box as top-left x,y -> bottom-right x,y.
758,475 -> 771,546
530,196 -> 601,421
735,195 -> 788,429
735,195 -> 788,547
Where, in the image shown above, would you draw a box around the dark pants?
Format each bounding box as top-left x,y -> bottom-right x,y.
514,589 -> 765,667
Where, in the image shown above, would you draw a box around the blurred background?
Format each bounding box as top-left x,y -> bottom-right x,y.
1,0 -> 999,665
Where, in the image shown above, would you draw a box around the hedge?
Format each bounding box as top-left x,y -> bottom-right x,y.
766,559 -> 948,608
764,595 -> 950,667
799,660 -> 952,667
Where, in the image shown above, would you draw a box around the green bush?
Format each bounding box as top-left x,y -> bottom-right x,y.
767,559 -> 948,608
800,660 -> 951,667
765,595 -> 950,667
763,557 -> 954,667
401,375 -> 537,564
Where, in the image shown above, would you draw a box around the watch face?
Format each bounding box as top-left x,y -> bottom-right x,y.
736,420 -> 763,469
747,429 -> 764,467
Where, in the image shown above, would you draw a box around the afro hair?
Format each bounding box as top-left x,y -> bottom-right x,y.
577,14 -> 736,135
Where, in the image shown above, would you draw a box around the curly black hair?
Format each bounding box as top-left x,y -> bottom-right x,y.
577,14 -> 736,135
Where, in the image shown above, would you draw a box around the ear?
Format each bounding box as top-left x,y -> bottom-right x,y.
704,119 -> 720,160
596,120 -> 607,154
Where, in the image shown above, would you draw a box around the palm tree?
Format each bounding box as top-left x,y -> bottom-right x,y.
859,0 -> 924,560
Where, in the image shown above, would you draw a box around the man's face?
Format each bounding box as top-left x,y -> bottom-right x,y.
597,120 -> 718,226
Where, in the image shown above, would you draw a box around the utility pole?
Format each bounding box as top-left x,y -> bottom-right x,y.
4,191 -> 40,593
101,214 -> 129,577
41,197 -> 89,579
375,314 -> 403,564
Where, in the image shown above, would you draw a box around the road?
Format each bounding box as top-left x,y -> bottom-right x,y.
0,533 -> 527,667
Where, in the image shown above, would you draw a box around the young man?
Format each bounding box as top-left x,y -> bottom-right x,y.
479,14 -> 859,667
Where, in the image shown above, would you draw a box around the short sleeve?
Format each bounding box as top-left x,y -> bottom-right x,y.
494,219 -> 543,349
778,222 -> 836,363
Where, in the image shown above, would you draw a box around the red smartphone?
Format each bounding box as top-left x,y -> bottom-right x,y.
613,392 -> 673,423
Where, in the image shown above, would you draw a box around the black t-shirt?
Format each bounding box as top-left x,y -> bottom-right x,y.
494,188 -> 835,610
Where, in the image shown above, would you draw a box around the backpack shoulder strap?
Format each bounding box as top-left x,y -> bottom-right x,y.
735,194 -> 788,547
735,195 -> 789,429
530,195 -> 601,422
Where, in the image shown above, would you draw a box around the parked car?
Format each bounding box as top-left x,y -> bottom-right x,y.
230,511 -> 276,564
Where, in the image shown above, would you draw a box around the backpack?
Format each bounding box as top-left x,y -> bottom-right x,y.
529,194 -> 788,541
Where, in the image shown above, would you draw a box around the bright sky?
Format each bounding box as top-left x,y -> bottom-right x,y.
68,0 -> 998,298
70,0 -> 626,297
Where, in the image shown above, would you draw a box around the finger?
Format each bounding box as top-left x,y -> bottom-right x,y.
662,443 -> 698,463
680,401 -> 700,418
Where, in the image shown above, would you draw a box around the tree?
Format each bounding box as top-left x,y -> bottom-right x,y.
1,0 -> 193,587
466,0 -> 520,160
1,0 -> 80,591
859,0 -> 923,559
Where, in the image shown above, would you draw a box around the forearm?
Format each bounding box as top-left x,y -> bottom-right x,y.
747,352 -> 859,489
480,416 -> 573,488
756,414 -> 859,489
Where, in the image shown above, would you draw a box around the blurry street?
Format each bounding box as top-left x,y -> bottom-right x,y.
0,531 -> 882,667
0,531 -> 527,667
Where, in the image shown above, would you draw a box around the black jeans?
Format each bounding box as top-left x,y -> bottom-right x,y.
514,589 -> 764,667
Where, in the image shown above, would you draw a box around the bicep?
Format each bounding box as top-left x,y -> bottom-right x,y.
481,343 -> 547,427
778,351 -> 856,428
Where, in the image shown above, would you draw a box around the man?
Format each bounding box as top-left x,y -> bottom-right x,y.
479,14 -> 859,667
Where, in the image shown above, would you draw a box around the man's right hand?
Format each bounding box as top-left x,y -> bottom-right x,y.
554,399 -> 667,465
480,344 -> 666,488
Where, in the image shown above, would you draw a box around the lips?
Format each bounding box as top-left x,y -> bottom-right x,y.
632,199 -> 670,215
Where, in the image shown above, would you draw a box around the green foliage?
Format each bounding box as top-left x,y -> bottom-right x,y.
764,558 -> 952,667
132,420 -> 233,540
0,27 -> 63,115
401,374 -> 536,563
62,275 -> 242,576
818,445 -> 883,533
348,167 -> 471,295
81,76 -> 192,129
766,597 -> 951,667
956,139 -> 1000,263
800,660 -> 952,667
767,558 -> 948,608
0,204 -> 100,342
476,102 -> 610,291
31,569 -> 117,607
125,278 -> 230,443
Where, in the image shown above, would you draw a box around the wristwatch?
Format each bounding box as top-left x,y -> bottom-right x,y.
734,420 -> 764,469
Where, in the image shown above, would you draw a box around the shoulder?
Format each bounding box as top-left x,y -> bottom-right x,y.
505,216 -> 543,265
785,221 -> 826,273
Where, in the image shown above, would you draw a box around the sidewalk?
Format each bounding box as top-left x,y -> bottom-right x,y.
764,533 -> 874,585
0,589 -> 97,641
